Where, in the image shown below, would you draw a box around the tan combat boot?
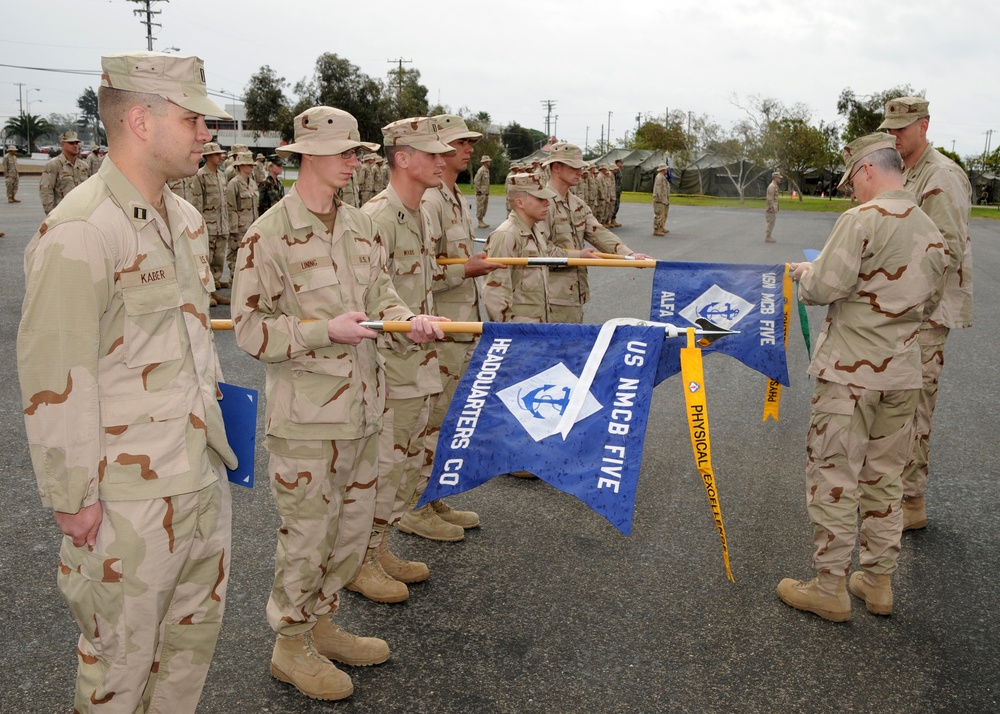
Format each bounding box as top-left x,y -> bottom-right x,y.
431,498 -> 480,529
270,631 -> 354,701
776,573 -> 851,622
396,504 -> 465,542
376,537 -> 429,583
312,616 -> 390,666
478,221 -> 489,228
345,549 -> 408,603
848,571 -> 893,615
211,291 -> 230,305
902,495 -> 927,531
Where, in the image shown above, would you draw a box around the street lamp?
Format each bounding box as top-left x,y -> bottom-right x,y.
26,88 -> 41,154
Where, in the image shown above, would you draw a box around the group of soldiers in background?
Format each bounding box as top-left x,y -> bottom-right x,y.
503,159 -> 624,228
338,152 -> 391,207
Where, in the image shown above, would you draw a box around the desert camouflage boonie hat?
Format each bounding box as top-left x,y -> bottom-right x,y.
480,155 -> 492,163
655,163 -> 668,172
837,132 -> 897,188
232,151 -> 255,168
542,143 -> 587,169
433,114 -> 482,144
202,141 -> 225,156
6,145 -> 15,152
255,153 -> 265,160
381,117 -> 453,154
100,52 -> 231,118
505,173 -> 556,199
59,131 -> 81,143
877,97 -> 930,130
277,106 -> 379,159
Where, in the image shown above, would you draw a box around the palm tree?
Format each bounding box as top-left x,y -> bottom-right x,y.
3,113 -> 55,153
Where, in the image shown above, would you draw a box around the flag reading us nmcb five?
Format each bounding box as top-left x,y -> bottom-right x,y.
649,261 -> 790,386
418,322 -> 664,536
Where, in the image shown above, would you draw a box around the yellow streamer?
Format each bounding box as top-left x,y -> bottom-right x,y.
680,328 -> 735,583
762,264 -> 794,422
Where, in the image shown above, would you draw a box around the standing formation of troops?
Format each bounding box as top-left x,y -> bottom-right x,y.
12,45 -> 974,711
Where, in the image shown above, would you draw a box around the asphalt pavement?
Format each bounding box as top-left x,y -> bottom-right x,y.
2,180 -> 999,713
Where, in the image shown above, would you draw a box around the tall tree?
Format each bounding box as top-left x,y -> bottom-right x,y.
76,87 -> 103,145
772,118 -> 829,201
836,85 -> 921,143
295,53 -> 388,143
386,66 -> 429,119
244,65 -> 292,141
501,122 -> 536,160
4,114 -> 55,152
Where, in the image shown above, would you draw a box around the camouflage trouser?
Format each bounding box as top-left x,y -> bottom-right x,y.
549,303 -> 584,324
419,339 -> 477,499
370,395 -> 431,547
765,210 -> 777,240
806,379 -> 919,577
476,194 -> 489,222
6,175 -> 17,200
265,434 -> 378,636
207,232 -> 227,283
901,326 -> 949,499
226,233 -> 241,285
653,202 -> 669,231
612,193 -> 621,219
60,469 -> 231,714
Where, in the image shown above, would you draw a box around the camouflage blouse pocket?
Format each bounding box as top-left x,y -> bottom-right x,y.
120,273 -> 185,368
289,357 -> 354,426
100,388 -> 192,484
57,539 -> 125,660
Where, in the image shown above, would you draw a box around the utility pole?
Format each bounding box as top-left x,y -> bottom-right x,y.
585,126 -> 589,154
553,115 -> 558,138
983,129 -> 995,169
14,82 -> 25,117
386,57 -> 412,109
607,111 -> 613,146
128,0 -> 168,51
540,99 -> 556,138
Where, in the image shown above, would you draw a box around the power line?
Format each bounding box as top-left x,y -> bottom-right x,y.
127,0 -> 169,52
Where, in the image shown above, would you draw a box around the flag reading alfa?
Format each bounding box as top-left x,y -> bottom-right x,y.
649,261 -> 791,388
418,322 -> 665,536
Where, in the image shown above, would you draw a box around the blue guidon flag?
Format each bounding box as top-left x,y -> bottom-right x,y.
418,322 -> 664,535
649,261 -> 790,386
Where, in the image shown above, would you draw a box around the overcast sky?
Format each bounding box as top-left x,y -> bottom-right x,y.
3,0 -> 997,160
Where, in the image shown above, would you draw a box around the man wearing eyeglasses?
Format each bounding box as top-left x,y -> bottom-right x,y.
877,97 -> 974,533
778,133 -> 947,622
231,106 -> 446,701
345,117 -> 452,604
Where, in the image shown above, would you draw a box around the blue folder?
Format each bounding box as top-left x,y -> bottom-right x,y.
218,382 -> 258,488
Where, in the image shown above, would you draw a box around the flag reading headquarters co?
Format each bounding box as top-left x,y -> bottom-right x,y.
420,322 -> 664,535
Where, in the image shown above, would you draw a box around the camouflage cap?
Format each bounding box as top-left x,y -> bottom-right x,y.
92,144 -> 100,151
228,143 -> 248,157
542,143 -> 587,169
100,52 -> 231,119
655,163 -> 668,172
772,171 -> 782,178
60,131 -> 81,143
267,156 -> 284,166
506,172 -> 557,199
255,153 -> 265,160
6,145 -> 15,152
364,152 -> 378,162
837,132 -> 897,188
433,114 -> 483,144
480,155 -> 492,163
877,96 -> 930,130
277,106 -> 379,159
382,117 -> 454,154
232,151 -> 255,168
202,141 -> 225,156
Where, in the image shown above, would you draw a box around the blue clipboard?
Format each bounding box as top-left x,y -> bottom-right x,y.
218,382 -> 258,488
803,249 -> 821,262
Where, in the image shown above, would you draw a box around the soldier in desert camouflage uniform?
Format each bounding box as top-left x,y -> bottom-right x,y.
87,144 -> 104,175
231,106 -> 444,701
190,141 -> 230,304
474,154 -> 492,228
225,151 -> 259,282
765,171 -> 781,242
4,145 -> 19,202
252,152 -> 266,185
483,173 -> 559,323
359,153 -> 378,205
17,52 -> 237,714
541,143 -> 651,323
223,143 -> 247,180
167,174 -> 195,203
39,131 -> 90,214
404,115 -> 504,543
777,133 -> 947,622
878,97 -> 974,532
345,117 -> 450,604
652,163 -> 670,235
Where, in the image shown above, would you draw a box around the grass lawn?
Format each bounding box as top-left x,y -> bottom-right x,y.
332,181 -> 1000,220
